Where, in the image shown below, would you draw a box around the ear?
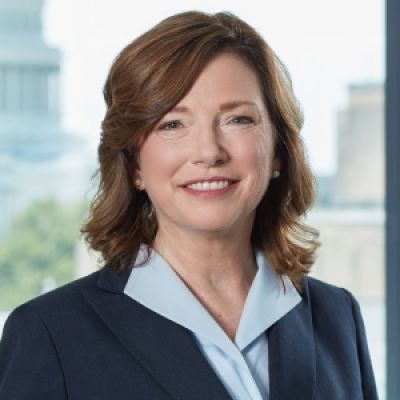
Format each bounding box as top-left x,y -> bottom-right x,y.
134,166 -> 145,191
134,176 -> 145,191
272,157 -> 281,173
131,148 -> 145,190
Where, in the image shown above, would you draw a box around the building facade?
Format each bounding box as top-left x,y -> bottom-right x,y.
0,0 -> 90,236
311,82 -> 384,301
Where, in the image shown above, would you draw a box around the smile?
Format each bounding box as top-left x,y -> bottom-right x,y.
186,180 -> 230,191
180,179 -> 239,199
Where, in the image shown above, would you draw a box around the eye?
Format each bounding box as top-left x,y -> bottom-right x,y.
158,120 -> 183,131
230,115 -> 255,125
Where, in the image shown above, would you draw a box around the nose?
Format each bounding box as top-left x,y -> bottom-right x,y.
191,123 -> 228,167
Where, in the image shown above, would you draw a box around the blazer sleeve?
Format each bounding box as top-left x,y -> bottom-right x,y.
343,289 -> 379,400
0,303 -> 67,399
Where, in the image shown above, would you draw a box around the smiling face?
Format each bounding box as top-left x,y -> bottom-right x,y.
135,52 -> 280,241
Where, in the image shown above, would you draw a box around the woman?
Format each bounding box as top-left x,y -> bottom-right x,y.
0,11 -> 378,400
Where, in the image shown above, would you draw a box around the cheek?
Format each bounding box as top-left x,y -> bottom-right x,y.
256,138 -> 274,175
244,133 -> 275,178
243,138 -> 275,202
138,140 -> 184,186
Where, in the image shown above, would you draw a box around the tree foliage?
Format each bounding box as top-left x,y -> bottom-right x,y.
0,198 -> 87,311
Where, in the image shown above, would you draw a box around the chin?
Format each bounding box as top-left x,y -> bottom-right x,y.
183,216 -> 240,236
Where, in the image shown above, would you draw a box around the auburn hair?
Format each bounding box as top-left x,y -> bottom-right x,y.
81,10 -> 320,284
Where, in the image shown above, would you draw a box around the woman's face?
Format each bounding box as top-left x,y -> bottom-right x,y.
136,52 -> 280,238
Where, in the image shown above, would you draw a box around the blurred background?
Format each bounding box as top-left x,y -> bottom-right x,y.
0,0 -> 385,397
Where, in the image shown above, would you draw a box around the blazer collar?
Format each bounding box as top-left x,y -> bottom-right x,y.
267,278 -> 316,400
96,263 -> 132,293
88,266 -> 316,400
83,266 -> 232,400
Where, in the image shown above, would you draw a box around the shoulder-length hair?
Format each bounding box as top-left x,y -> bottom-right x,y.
82,10 -> 320,284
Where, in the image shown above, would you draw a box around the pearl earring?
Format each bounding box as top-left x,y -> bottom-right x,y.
135,179 -> 142,188
271,171 -> 280,179
147,203 -> 154,218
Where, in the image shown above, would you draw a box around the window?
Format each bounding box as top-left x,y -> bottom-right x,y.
0,0 -> 390,397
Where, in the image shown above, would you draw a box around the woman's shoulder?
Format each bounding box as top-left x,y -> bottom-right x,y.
5,270 -> 103,327
301,275 -> 362,326
303,275 -> 354,301
4,264 -> 133,333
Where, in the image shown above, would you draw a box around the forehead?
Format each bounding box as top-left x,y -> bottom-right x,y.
176,52 -> 264,109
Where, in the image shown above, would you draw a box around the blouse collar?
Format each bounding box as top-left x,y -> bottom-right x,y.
124,245 -> 301,363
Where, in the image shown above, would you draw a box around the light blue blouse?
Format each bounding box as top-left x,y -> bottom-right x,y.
124,246 -> 301,400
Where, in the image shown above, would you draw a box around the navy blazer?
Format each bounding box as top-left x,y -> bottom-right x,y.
0,265 -> 378,399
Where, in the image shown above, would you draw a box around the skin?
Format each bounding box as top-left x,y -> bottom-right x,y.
135,52 -> 280,340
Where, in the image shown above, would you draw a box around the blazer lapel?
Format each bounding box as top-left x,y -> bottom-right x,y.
267,280 -> 316,400
81,266 -> 232,400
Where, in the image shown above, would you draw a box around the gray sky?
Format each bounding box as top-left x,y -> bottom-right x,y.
43,0 -> 384,175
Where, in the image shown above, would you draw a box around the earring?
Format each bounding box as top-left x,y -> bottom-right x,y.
148,203 -> 154,218
271,171 -> 280,179
135,179 -> 142,188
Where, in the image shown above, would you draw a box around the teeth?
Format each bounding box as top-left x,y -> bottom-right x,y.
187,180 -> 231,190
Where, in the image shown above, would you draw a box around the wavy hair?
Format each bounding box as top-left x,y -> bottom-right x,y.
81,10 -> 320,284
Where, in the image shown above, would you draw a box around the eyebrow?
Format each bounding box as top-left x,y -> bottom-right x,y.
169,100 -> 258,113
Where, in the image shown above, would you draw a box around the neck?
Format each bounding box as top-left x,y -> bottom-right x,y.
152,224 -> 258,294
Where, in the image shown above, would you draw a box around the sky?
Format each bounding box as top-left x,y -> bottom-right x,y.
43,0 -> 384,175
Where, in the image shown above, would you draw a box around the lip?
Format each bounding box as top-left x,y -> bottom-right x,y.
179,176 -> 239,187
180,179 -> 239,199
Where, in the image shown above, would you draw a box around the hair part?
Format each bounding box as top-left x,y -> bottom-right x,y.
81,10 -> 320,285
